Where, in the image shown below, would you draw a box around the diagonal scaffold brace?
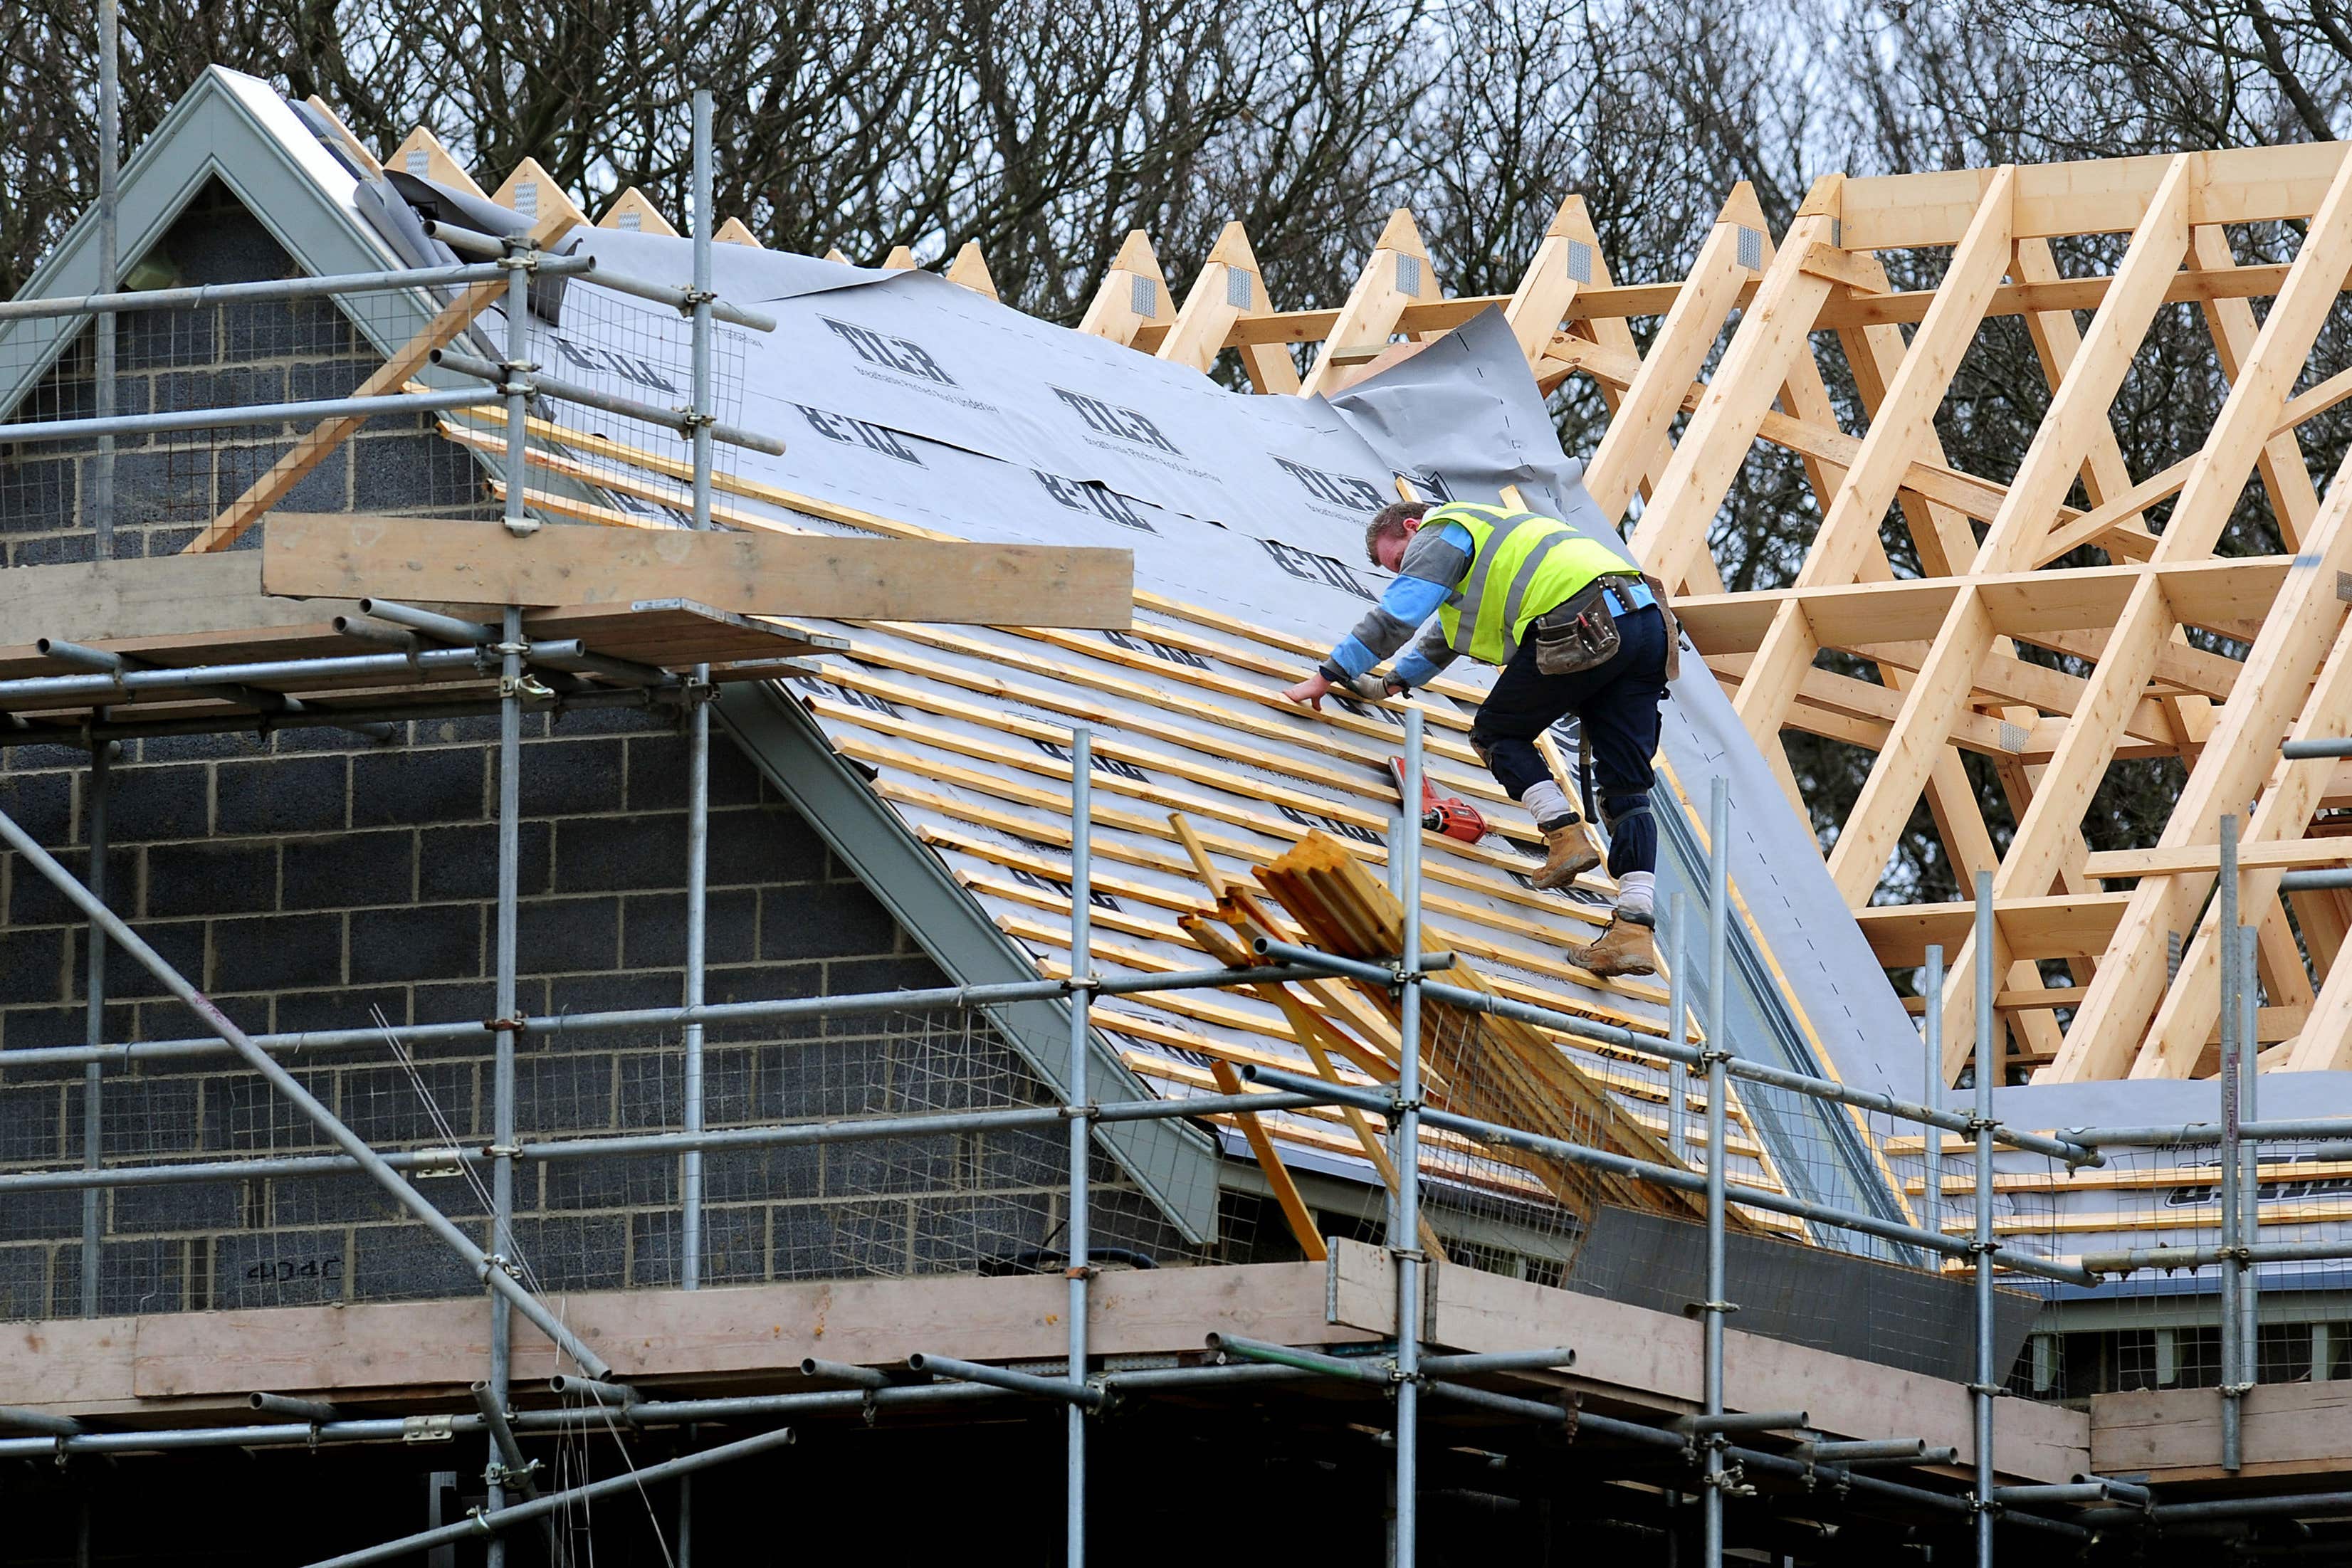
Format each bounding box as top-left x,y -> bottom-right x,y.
0,803 -> 616,1383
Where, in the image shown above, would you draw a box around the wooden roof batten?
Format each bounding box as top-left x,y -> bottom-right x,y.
349,112 -> 2352,1090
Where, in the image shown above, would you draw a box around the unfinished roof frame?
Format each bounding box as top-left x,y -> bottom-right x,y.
1550,149 -> 2352,1091
1034,142 -> 2352,1093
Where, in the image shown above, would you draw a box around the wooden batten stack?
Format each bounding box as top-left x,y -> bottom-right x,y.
1254,832 -> 1726,1235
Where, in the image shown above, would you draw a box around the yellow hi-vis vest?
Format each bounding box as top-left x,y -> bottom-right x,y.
1430,503 -> 1642,665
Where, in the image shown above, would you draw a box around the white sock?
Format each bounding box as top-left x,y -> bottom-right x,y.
1523,779 -> 1575,831
1617,870 -> 1656,923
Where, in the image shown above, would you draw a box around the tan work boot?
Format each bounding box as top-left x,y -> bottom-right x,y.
1531,824 -> 1601,890
1568,915 -> 1659,978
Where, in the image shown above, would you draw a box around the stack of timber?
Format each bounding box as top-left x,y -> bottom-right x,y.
1254,831 -> 1728,1231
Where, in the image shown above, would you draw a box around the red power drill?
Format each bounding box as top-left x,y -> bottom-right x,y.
1390,758 -> 1486,843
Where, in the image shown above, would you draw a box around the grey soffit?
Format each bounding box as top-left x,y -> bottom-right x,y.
715,681 -> 1221,1242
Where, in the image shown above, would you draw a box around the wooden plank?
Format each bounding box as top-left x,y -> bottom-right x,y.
2093,1382 -> 2352,1482
0,552 -> 342,646
1835,142 -> 2350,249
387,126 -> 487,199
86,1256 -> 1390,1407
598,187 -> 680,237
261,512 -> 1135,628
1498,194 -> 1595,364
304,96 -> 384,180
2190,224 -> 2329,552
488,158 -> 588,233
2085,838 -> 2352,878
1854,893 -> 2133,967
1209,1057 -> 1329,1261
945,242 -> 997,299
1675,558 -> 2288,653
1432,1263 -> 2089,1480
1155,223 -> 1298,393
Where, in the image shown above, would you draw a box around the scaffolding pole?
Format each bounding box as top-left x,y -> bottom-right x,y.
1923,945 -> 1943,1241
499,231 -> 536,537
1067,725 -> 1096,1568
2220,816 -> 2243,1473
485,601 -> 527,1568
77,734 -> 107,1316
2240,920 -> 2261,1441
1972,869 -> 1995,1568
306,1425 -> 799,1568
1701,777 -> 1729,1568
678,83 -> 718,1568
0,1085 -> 1345,1197
6,957 -> 1338,1076
1392,709 -> 1427,1568
1250,944 -> 2095,1165
91,0 -> 118,564
1666,892 -> 1689,1160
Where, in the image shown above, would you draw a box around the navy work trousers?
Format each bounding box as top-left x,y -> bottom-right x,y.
1468,604 -> 1669,878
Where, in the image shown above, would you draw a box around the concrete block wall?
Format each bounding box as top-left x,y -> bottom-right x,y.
0,178 -> 493,565
0,705 -> 1207,1319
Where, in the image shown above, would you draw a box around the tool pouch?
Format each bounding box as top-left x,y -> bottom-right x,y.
1531,579 -> 1622,676
1643,572 -> 1681,683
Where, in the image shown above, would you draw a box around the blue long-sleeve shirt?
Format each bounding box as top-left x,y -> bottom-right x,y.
1318,521 -> 1473,690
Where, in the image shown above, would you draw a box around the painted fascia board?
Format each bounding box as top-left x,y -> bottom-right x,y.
715,680 -> 1222,1244
0,65 -> 436,422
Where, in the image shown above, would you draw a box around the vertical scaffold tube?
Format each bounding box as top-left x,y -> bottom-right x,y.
79,739 -> 109,1315
1393,710 -> 1427,1568
1972,870 -> 1995,1568
1702,777 -> 1729,1568
93,0 -> 119,563
1666,893 -> 1689,1161
1066,727 -> 1094,1568
486,605 -> 524,1568
678,91 -> 718,1568
1923,945 -> 1943,1242
500,231 -> 533,535
688,87 -> 717,538
84,0 -> 120,1315
2220,817 -> 2242,1473
2240,926 -> 2261,1415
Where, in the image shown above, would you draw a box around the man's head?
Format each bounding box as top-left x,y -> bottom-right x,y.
1364,500 -> 1431,572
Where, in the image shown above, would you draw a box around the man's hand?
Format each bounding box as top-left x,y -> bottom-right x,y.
1347,672 -> 1404,700
1281,673 -> 1334,711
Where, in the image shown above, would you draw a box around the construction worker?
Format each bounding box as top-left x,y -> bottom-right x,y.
1280,499 -> 1676,977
